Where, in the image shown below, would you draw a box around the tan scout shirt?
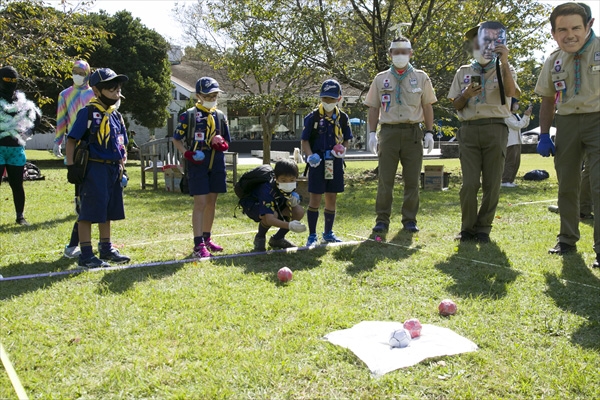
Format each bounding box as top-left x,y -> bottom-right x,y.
535,36 -> 600,115
364,68 -> 437,124
448,64 -> 519,121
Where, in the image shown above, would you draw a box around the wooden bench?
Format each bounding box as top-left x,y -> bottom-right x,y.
139,138 -> 238,190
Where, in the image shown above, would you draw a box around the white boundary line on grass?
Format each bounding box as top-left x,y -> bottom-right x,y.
0,342 -> 29,400
506,199 -> 556,207
348,234 -> 600,291
0,230 -> 257,260
0,241 -> 363,282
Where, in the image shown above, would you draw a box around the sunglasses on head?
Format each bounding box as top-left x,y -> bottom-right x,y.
2,77 -> 17,83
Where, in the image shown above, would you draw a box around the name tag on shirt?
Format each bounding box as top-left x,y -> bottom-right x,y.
195,131 -> 205,141
592,65 -> 600,72
411,88 -> 422,93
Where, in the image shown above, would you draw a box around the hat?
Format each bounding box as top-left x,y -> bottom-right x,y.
73,60 -> 91,75
196,77 -> 223,95
319,79 -> 342,98
0,66 -> 18,80
465,25 -> 480,40
89,68 -> 129,87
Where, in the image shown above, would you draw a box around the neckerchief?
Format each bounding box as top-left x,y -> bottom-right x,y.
318,103 -> 343,144
194,101 -> 217,151
88,99 -> 116,148
389,64 -> 414,105
470,57 -> 497,103
574,30 -> 596,95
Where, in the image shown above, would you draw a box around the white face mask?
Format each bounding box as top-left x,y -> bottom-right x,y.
277,181 -> 296,193
72,75 -> 86,86
114,99 -> 121,110
321,101 -> 337,113
202,100 -> 217,109
472,50 -> 488,65
392,54 -> 410,69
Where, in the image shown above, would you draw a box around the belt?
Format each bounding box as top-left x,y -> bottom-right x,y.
381,123 -> 419,129
89,158 -> 120,165
462,118 -> 505,126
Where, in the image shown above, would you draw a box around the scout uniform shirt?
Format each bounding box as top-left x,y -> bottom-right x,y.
448,63 -> 520,121
301,108 -> 353,155
535,35 -> 600,115
364,67 -> 437,124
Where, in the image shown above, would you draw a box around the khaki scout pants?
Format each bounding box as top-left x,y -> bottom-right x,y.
580,160 -> 593,216
375,124 -> 423,226
457,120 -> 508,235
555,112 -> 600,253
502,144 -> 521,183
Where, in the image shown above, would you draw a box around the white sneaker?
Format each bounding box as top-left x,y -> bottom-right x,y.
501,182 -> 517,188
64,245 -> 81,258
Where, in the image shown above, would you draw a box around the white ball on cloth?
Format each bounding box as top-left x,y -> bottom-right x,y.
389,328 -> 412,348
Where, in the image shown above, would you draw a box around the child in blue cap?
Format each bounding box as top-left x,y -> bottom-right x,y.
301,79 -> 353,247
172,77 -> 231,258
65,68 -> 130,268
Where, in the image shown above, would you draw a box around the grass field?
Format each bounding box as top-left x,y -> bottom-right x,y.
1,150 -> 599,399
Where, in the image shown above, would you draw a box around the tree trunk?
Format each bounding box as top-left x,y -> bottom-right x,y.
260,114 -> 272,165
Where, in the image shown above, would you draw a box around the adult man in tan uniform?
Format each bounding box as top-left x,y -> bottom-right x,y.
365,37 -> 437,235
535,2 -> 600,268
448,22 -> 519,243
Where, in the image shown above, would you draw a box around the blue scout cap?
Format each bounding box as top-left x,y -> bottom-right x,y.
196,77 -> 223,95
89,68 -> 129,87
319,79 -> 342,98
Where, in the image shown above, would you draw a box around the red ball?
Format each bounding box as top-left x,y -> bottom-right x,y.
333,144 -> 345,154
438,299 -> 457,316
277,267 -> 293,283
403,318 -> 423,338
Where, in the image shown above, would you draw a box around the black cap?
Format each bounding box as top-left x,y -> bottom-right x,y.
89,68 -> 129,87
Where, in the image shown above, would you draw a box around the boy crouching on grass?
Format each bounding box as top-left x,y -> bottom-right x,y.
248,160 -> 307,251
65,68 -> 130,268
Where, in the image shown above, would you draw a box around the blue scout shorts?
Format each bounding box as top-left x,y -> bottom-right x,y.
308,156 -> 345,194
78,161 -> 125,223
187,150 -> 227,196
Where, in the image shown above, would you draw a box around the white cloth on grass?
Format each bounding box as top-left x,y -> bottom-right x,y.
324,321 -> 478,376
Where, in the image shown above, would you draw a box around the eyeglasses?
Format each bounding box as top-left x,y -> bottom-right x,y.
2,77 -> 17,83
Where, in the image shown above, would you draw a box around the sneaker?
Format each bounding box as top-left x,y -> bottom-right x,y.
372,222 -> 389,234
269,237 -> 297,249
592,254 -> 600,269
403,221 -> 419,233
193,243 -> 211,258
455,231 -> 476,242
253,236 -> 266,252
63,245 -> 81,259
580,213 -> 594,220
476,232 -> 491,244
306,233 -> 319,247
548,205 -> 559,214
16,217 -> 30,226
501,182 -> 517,188
78,255 -> 110,269
548,242 -> 577,255
99,248 -> 131,264
322,231 -> 342,243
205,238 -> 223,252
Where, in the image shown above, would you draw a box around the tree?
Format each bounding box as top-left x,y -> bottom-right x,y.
81,10 -> 172,130
176,0 -> 319,164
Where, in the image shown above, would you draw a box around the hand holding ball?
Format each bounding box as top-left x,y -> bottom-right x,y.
277,267 -> 293,283
403,318 -> 422,338
438,299 -> 457,316
332,144 -> 346,158
192,150 -> 205,162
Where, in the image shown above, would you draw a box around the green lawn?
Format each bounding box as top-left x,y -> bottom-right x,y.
1,150 -> 598,399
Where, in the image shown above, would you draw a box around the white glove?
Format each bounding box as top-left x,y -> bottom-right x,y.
289,192 -> 301,207
424,132 -> 434,154
307,153 -> 321,168
331,146 -> 346,159
53,143 -> 63,158
288,220 -> 307,233
369,132 -> 378,155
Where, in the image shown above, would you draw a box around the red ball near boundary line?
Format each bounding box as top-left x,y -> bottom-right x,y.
277,267 -> 293,283
403,318 -> 423,338
438,299 -> 457,316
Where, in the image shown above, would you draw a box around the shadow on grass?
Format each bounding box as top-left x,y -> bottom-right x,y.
97,262 -> 186,294
434,241 -> 520,299
545,253 -> 600,350
0,259 -> 76,300
0,214 -> 75,233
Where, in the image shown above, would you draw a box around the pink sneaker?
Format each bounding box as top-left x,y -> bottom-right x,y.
205,238 -> 223,252
193,243 -> 211,258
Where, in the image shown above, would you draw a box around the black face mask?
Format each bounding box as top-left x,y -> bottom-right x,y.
0,66 -> 18,102
99,93 -> 118,107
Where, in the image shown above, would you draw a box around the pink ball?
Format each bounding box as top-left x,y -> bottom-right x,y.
333,144 -> 345,154
277,267 -> 293,283
438,299 -> 457,316
403,318 -> 422,338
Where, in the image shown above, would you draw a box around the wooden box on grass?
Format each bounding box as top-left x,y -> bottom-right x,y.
423,165 -> 444,191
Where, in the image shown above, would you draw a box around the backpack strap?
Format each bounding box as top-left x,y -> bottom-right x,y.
185,106 -> 196,150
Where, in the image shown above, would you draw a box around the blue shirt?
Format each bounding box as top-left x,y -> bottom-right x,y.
301,110 -> 352,154
174,107 -> 231,146
253,182 -> 288,218
67,106 -> 127,161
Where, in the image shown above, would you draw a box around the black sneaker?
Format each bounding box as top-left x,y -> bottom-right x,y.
16,217 -> 30,226
99,248 -> 131,264
372,222 -> 389,234
79,255 -> 110,268
403,221 -> 419,233
548,242 -> 577,255
455,231 -> 476,242
476,232 -> 491,244
253,236 -> 266,252
268,237 -> 296,249
592,254 -> 599,269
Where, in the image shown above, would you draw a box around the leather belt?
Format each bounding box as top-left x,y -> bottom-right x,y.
462,118 -> 505,126
381,123 -> 419,129
89,158 -> 120,165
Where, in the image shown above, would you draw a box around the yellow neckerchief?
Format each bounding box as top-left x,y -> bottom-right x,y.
89,98 -> 117,148
318,104 -> 343,144
194,101 -> 217,151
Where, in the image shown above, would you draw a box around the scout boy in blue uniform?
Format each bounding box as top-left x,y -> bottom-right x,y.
172,77 -> 231,258
65,68 -> 130,268
301,79 -> 352,247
